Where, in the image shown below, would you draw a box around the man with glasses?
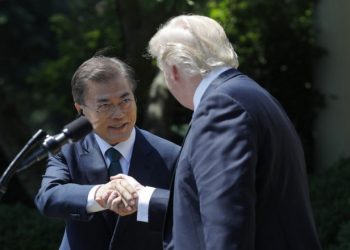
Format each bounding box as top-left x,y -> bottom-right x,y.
35,56 -> 180,250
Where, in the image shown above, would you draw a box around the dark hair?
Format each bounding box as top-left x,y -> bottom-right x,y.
71,56 -> 137,104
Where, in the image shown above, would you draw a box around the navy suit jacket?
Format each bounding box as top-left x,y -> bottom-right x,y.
35,128 -> 180,250
149,69 -> 322,250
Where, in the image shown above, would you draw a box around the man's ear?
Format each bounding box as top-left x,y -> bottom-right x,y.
74,103 -> 84,116
172,65 -> 180,81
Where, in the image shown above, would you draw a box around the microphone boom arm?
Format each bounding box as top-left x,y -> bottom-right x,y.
0,129 -> 47,201
0,116 -> 92,202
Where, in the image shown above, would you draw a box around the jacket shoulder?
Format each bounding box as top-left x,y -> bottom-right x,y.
137,128 -> 180,152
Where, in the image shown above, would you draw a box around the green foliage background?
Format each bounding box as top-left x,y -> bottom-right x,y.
205,0 -> 324,170
2,0 -> 324,167
24,0 -> 123,132
0,204 -> 63,250
1,0 -> 348,249
310,158 -> 350,250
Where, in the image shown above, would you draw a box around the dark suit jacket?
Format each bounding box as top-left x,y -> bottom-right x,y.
35,128 -> 180,250
149,68 -> 322,250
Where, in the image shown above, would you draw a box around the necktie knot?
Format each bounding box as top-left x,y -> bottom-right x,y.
105,148 -> 122,163
105,148 -> 123,176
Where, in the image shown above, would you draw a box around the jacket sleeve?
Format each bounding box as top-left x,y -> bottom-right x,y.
148,188 -> 170,232
190,92 -> 258,250
35,150 -> 95,222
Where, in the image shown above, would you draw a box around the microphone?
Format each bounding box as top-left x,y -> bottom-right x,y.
0,116 -> 92,201
19,116 -> 93,171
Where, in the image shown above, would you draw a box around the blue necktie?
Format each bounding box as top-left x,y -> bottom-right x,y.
105,148 -> 123,176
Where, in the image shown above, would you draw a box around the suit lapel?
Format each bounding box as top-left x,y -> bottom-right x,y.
77,134 -> 118,234
79,133 -> 109,184
110,128 -> 157,247
128,129 -> 156,184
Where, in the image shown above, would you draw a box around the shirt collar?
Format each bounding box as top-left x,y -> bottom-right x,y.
94,128 -> 136,164
193,66 -> 231,111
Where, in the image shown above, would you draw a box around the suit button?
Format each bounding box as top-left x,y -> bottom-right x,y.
70,213 -> 81,219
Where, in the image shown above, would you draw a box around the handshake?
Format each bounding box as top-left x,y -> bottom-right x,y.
94,174 -> 143,216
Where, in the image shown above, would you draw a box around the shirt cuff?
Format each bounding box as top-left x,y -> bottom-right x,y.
86,185 -> 106,213
137,186 -> 156,222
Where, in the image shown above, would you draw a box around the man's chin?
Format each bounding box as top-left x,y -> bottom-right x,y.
107,133 -> 130,145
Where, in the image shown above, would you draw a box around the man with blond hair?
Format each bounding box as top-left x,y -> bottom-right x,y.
102,15 -> 322,250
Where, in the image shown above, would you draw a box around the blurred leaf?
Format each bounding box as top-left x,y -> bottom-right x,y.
0,204 -> 64,250
310,158 -> 350,249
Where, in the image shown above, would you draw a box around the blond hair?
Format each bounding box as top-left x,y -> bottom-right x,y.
148,14 -> 239,77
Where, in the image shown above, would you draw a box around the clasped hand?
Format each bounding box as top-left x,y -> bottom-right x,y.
95,174 -> 143,216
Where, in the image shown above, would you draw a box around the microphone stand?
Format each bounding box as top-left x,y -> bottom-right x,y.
0,129 -> 47,201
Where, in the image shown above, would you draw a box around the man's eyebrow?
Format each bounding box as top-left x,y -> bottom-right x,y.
95,92 -> 131,103
120,92 -> 131,99
96,98 -> 110,103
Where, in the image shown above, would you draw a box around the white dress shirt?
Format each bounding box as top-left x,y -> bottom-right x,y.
193,66 -> 231,111
86,128 -> 136,213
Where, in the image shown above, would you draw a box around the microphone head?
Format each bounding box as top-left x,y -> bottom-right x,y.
63,116 -> 93,141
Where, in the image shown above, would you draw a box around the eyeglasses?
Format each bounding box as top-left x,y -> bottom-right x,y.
82,97 -> 134,116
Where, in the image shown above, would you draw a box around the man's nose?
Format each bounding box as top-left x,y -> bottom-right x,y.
109,105 -> 124,118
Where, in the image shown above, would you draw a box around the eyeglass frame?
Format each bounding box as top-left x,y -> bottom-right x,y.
81,96 -> 136,116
